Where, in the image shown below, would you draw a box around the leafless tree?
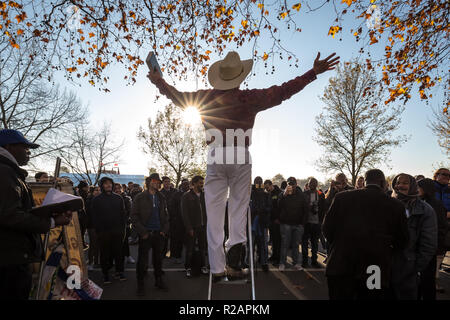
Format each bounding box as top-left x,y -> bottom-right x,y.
0,34 -> 88,162
429,107 -> 450,157
314,60 -> 408,185
138,103 -> 206,188
58,122 -> 124,186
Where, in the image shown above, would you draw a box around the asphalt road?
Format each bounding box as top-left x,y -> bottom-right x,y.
87,243 -> 450,300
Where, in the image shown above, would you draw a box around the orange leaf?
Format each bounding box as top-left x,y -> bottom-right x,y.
17,29 -> 24,35
262,52 -> 268,61
292,3 -> 301,11
342,0 -> 353,5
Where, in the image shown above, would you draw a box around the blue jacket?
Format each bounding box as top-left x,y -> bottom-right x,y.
435,181 -> 450,212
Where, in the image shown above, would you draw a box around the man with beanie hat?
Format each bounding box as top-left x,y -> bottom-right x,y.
0,129 -> 72,299
91,176 -> 127,284
147,50 -> 340,281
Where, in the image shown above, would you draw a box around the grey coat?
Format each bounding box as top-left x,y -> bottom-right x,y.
391,199 -> 438,299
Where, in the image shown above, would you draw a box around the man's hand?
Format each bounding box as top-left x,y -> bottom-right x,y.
313,52 -> 340,75
147,67 -> 162,83
53,210 -> 72,226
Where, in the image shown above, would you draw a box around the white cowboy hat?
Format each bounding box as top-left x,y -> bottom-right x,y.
208,51 -> 253,90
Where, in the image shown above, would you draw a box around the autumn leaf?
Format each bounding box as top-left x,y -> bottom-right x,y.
241,20 -> 248,28
292,3 -> 301,12
328,26 -> 341,38
89,32 -> 95,38
279,12 -> 288,19
9,40 -> 19,49
67,67 -> 77,72
17,29 -> 24,35
15,12 -> 27,23
257,3 -> 264,10
262,52 -> 268,60
89,80 -> 95,86
341,0 -> 354,6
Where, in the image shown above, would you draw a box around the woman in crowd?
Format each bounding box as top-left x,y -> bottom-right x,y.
390,173 -> 438,300
417,178 -> 448,299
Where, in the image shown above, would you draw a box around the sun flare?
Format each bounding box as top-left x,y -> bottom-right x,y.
182,106 -> 201,125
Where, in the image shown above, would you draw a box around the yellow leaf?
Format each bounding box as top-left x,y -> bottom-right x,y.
89,80 -> 95,86
262,52 -> 268,61
257,3 -> 264,10
89,32 -> 95,38
241,20 -> 248,28
17,29 -> 24,35
279,12 -> 288,19
292,3 -> 301,11
341,0 -> 353,6
67,67 -> 77,72
328,26 -> 341,38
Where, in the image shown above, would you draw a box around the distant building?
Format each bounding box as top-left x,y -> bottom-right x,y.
59,173 -> 145,186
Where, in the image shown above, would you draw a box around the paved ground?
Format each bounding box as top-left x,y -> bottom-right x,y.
87,243 -> 450,300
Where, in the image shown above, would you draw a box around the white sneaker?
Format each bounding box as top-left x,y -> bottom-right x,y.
294,263 -> 303,271
278,264 -> 285,271
127,256 -> 136,264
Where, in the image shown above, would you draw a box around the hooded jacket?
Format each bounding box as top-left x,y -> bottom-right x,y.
90,177 -> 127,234
0,148 -> 50,266
278,186 -> 308,226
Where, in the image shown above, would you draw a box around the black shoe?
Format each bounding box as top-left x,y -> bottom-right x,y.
103,275 -> 111,284
311,261 -> 322,268
119,273 -> 127,281
262,264 -> 269,272
301,262 -> 309,269
212,273 -> 227,283
137,284 -> 145,296
155,277 -> 168,291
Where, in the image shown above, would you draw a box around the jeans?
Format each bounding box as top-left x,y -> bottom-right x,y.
185,226 -> 207,269
280,224 -> 304,265
302,223 -> 321,263
97,231 -> 125,275
137,232 -> 164,282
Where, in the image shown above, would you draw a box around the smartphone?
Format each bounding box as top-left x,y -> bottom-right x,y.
146,51 -> 163,77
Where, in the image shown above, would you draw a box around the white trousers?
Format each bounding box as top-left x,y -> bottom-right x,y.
205,152 -> 252,274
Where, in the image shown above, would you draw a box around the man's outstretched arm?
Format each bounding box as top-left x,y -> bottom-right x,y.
147,68 -> 206,109
247,52 -> 340,112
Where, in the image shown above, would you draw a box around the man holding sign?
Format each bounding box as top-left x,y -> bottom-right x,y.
147,51 -> 339,281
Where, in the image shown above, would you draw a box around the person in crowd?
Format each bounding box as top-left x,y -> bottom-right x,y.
114,183 -> 135,265
264,179 -> 282,266
417,178 -> 448,299
170,178 -> 190,264
181,176 -> 208,278
325,173 -> 354,205
160,176 -> 178,260
302,177 -> 325,268
76,180 -> 90,248
91,177 -> 127,284
147,51 -> 339,282
131,173 -> 170,296
433,167 -> 450,286
250,177 -> 272,272
34,171 -> 49,182
130,183 -> 143,199
0,129 -> 72,299
356,176 -> 365,189
278,177 -> 308,271
415,174 -> 425,182
390,173 -> 437,300
303,183 -> 310,192
86,186 -> 101,270
322,169 -> 409,300
280,181 -> 288,192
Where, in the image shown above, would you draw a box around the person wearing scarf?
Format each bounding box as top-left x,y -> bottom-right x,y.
390,173 -> 438,300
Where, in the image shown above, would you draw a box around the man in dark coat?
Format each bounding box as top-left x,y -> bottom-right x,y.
160,176 -> 177,259
131,173 -> 170,296
181,176 -> 208,277
91,176 -> 127,284
264,180 -> 282,266
322,169 -> 409,300
0,129 -> 72,299
170,178 -> 190,263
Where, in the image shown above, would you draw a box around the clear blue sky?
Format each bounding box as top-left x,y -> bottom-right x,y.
45,2 -> 448,183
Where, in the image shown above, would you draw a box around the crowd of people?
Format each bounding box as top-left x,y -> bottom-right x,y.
71,167 -> 449,300
1,129 -> 450,300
